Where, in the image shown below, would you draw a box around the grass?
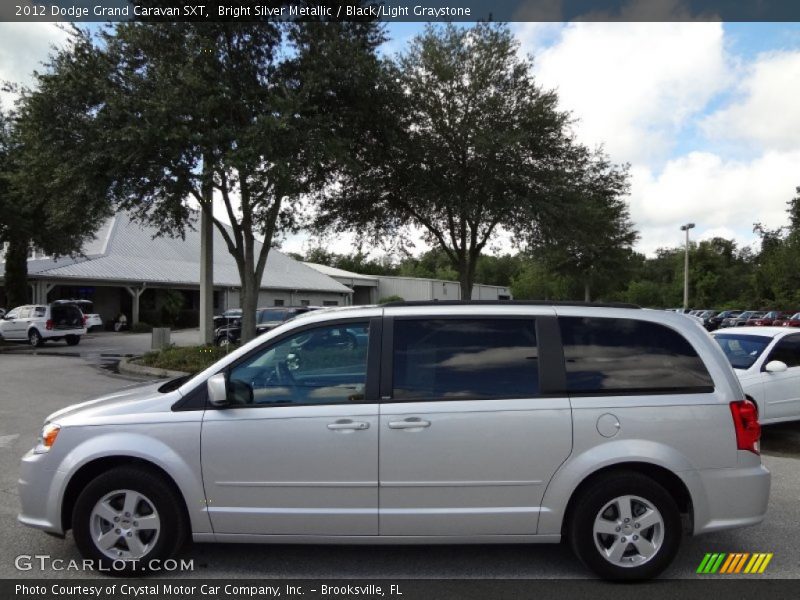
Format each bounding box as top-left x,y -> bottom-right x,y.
138,345 -> 233,374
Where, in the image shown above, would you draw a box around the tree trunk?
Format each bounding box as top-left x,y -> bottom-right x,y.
239,259 -> 259,344
3,237 -> 30,308
584,280 -> 591,303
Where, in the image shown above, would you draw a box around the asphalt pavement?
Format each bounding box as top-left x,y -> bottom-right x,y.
0,353 -> 799,580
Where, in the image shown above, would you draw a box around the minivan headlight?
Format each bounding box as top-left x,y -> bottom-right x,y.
34,423 -> 60,454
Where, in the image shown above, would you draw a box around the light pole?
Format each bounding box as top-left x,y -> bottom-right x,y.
680,223 -> 695,311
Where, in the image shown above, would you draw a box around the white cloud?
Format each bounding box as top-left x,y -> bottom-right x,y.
0,22 -> 70,110
702,50 -> 800,152
629,150 -> 800,255
524,22 -> 729,165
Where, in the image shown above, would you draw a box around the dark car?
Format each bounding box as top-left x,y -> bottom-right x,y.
692,309 -> 717,329
213,309 -> 242,331
725,311 -> 765,327
706,310 -> 741,331
215,306 -> 318,346
748,310 -> 789,326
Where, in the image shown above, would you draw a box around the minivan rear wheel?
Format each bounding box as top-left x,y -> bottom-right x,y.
568,471 -> 681,581
65,335 -> 80,346
72,466 -> 187,574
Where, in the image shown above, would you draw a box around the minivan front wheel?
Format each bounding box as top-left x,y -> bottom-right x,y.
72,466 -> 187,573
568,472 -> 681,581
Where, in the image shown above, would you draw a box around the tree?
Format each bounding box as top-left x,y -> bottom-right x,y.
525,147 -> 636,301
1,31 -> 114,308
316,22 -> 577,299
91,20 -> 385,342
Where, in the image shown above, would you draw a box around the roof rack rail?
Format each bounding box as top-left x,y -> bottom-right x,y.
382,300 -> 641,309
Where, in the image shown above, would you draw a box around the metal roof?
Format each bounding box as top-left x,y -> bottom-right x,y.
303,262 -> 379,284
26,213 -> 352,293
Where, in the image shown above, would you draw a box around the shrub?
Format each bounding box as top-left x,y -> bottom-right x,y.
378,295 -> 404,304
139,345 -> 233,374
131,321 -> 153,333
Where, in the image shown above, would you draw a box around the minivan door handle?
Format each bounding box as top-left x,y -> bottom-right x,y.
327,420 -> 369,431
388,418 -> 431,429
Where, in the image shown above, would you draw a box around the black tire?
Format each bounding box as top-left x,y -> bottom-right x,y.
568,471 -> 681,581
72,466 -> 187,575
66,335 -> 81,346
28,329 -> 44,347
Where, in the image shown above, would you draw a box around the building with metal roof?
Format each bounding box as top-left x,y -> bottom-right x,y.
303,262 -> 512,304
0,213 -> 352,328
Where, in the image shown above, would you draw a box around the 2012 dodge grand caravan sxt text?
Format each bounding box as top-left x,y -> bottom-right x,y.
18,302 -> 770,580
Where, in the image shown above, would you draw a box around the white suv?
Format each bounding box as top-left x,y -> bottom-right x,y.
18,302 -> 769,580
0,303 -> 86,346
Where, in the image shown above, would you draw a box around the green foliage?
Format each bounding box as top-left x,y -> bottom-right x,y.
378,295 -> 405,304
160,290 -> 185,325
131,321 -> 154,333
140,345 -> 231,374
317,22 -> 594,298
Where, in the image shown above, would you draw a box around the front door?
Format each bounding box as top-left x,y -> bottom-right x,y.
379,317 -> 572,536
762,334 -> 800,421
201,320 -> 379,536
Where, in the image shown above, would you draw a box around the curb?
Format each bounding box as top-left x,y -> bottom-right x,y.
117,356 -> 189,379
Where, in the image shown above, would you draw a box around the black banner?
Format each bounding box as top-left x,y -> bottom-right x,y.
4,579 -> 800,600
4,1 -> 800,23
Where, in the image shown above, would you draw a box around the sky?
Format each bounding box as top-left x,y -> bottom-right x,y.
1,20 -> 799,259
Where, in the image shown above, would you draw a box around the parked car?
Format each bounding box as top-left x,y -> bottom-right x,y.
0,303 -> 86,346
773,312 -> 800,327
212,308 -> 242,331
706,310 -> 741,331
748,311 -> 790,326
19,302 -> 769,580
52,299 -> 103,331
214,306 -> 318,346
692,309 -> 717,329
713,327 -> 800,424
720,310 -> 762,328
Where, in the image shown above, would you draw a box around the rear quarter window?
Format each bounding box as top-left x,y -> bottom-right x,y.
559,317 -> 714,394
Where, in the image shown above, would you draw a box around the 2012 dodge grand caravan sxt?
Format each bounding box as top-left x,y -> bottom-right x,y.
18,302 -> 769,580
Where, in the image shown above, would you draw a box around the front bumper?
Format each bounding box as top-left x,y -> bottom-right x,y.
17,449 -> 65,535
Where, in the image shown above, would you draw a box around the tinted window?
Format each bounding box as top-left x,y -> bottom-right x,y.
714,334 -> 772,370
767,336 -> 800,368
560,317 -> 713,393
228,322 -> 369,406
258,309 -> 286,323
392,319 -> 538,401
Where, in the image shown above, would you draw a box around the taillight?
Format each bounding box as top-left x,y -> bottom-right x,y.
730,400 -> 761,454
45,319 -> 53,330
83,315 -> 88,326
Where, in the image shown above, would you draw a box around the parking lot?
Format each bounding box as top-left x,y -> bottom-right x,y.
1,347 -> 799,579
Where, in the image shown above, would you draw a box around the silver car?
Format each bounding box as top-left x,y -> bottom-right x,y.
18,302 -> 770,580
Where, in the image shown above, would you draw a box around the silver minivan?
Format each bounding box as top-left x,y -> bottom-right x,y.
18,302 -> 770,580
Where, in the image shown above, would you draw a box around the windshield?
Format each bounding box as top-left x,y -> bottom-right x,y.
713,334 -> 772,370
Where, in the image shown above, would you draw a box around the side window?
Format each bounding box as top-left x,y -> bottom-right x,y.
17,307 -> 31,319
559,317 -> 714,393
5,310 -> 18,320
227,322 -> 369,406
767,336 -> 800,368
391,319 -> 539,401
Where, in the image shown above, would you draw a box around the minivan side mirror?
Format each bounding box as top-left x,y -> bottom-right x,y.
207,373 -> 229,406
765,360 -> 788,373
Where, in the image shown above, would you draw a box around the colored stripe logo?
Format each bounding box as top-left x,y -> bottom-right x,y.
697,552 -> 773,574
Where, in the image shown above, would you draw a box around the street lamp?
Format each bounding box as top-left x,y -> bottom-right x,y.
680,223 -> 696,311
